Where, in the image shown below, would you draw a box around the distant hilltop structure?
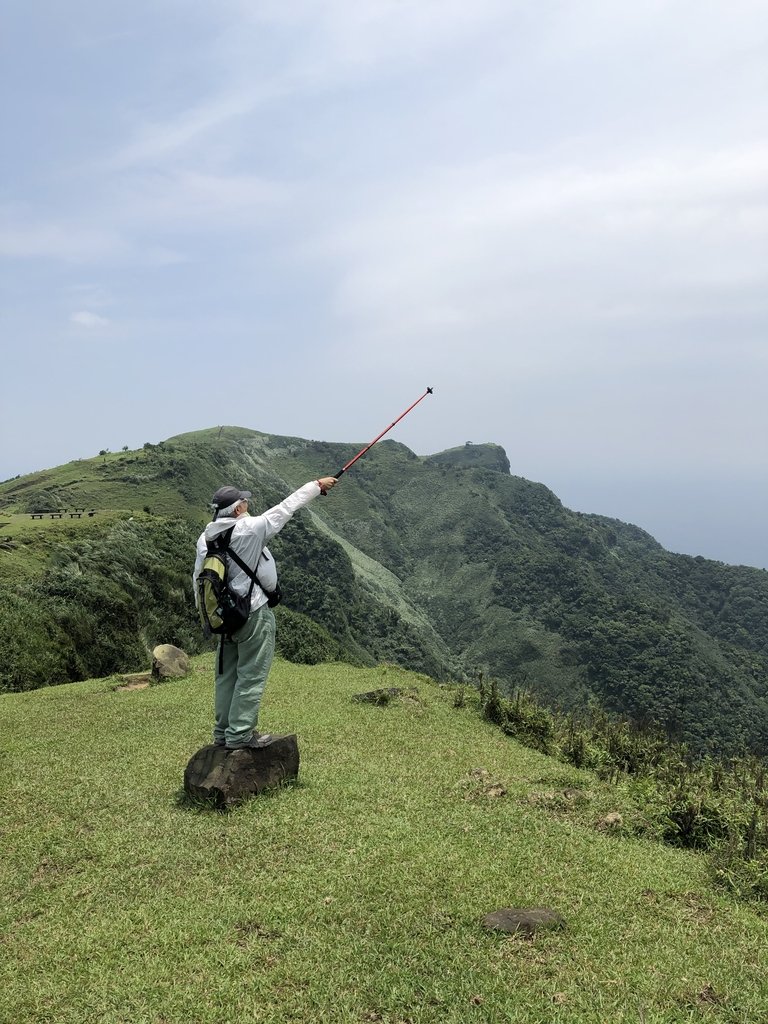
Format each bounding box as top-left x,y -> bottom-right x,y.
426,442 -> 511,475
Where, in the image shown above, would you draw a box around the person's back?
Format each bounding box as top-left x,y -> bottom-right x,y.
193,477 -> 337,749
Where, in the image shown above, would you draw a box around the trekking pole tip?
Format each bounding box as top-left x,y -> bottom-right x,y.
427,386 -> 434,394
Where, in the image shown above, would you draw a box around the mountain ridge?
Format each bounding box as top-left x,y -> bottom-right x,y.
1,425 -> 766,755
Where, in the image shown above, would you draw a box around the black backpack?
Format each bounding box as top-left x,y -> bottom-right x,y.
197,527 -> 281,639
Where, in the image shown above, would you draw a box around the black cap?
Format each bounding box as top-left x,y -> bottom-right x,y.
211,486 -> 251,510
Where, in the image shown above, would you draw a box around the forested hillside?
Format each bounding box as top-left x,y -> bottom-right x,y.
1,427 -> 767,754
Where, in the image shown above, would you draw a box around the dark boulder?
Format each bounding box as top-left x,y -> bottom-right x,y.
183,735 -> 300,809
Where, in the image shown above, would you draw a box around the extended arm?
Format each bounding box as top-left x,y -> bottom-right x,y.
261,477 -> 337,541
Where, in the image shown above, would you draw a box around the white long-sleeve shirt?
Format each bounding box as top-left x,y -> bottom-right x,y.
193,480 -> 322,612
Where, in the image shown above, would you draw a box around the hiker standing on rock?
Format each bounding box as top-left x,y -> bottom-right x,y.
193,478 -> 337,750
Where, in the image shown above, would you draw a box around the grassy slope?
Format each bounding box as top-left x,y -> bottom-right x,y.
0,510 -> 138,585
2,661 -> 767,1024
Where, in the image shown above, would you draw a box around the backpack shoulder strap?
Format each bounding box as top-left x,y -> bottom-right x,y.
219,527 -> 263,602
205,526 -> 257,592
207,525 -> 236,554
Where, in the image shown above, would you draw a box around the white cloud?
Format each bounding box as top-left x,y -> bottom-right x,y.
109,170 -> 288,229
0,207 -> 128,264
250,0 -> 513,67
104,0 -> 514,170
70,310 -> 110,329
316,142 -> 768,354
108,89 -> 278,169
3,0 -> 767,564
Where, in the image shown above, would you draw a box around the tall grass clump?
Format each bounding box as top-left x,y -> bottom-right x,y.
478,674 -> 554,753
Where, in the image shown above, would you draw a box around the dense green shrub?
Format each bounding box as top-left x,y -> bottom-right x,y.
271,517 -> 444,676
0,502 -> 445,691
17,488 -> 66,513
0,517 -> 205,692
275,606 -> 347,665
711,838 -> 768,901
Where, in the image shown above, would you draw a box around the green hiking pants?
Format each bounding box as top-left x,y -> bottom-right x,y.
214,605 -> 276,748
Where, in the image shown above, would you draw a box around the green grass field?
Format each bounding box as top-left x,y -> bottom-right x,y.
2,660 -> 767,1023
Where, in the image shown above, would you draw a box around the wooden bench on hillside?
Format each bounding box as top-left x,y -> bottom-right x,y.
29,509 -> 98,520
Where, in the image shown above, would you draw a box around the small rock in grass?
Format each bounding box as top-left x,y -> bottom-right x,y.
528,788 -> 588,809
351,686 -> 418,706
600,811 -> 624,829
485,783 -> 506,799
482,907 -> 565,937
562,787 -> 586,801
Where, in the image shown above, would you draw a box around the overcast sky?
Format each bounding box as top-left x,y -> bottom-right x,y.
2,1 -> 766,568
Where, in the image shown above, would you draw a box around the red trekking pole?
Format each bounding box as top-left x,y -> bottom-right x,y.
334,387 -> 434,480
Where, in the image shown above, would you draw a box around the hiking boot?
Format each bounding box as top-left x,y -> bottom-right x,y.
226,732 -> 273,750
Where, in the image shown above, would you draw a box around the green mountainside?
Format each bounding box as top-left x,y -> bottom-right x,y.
1,427 -> 767,755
